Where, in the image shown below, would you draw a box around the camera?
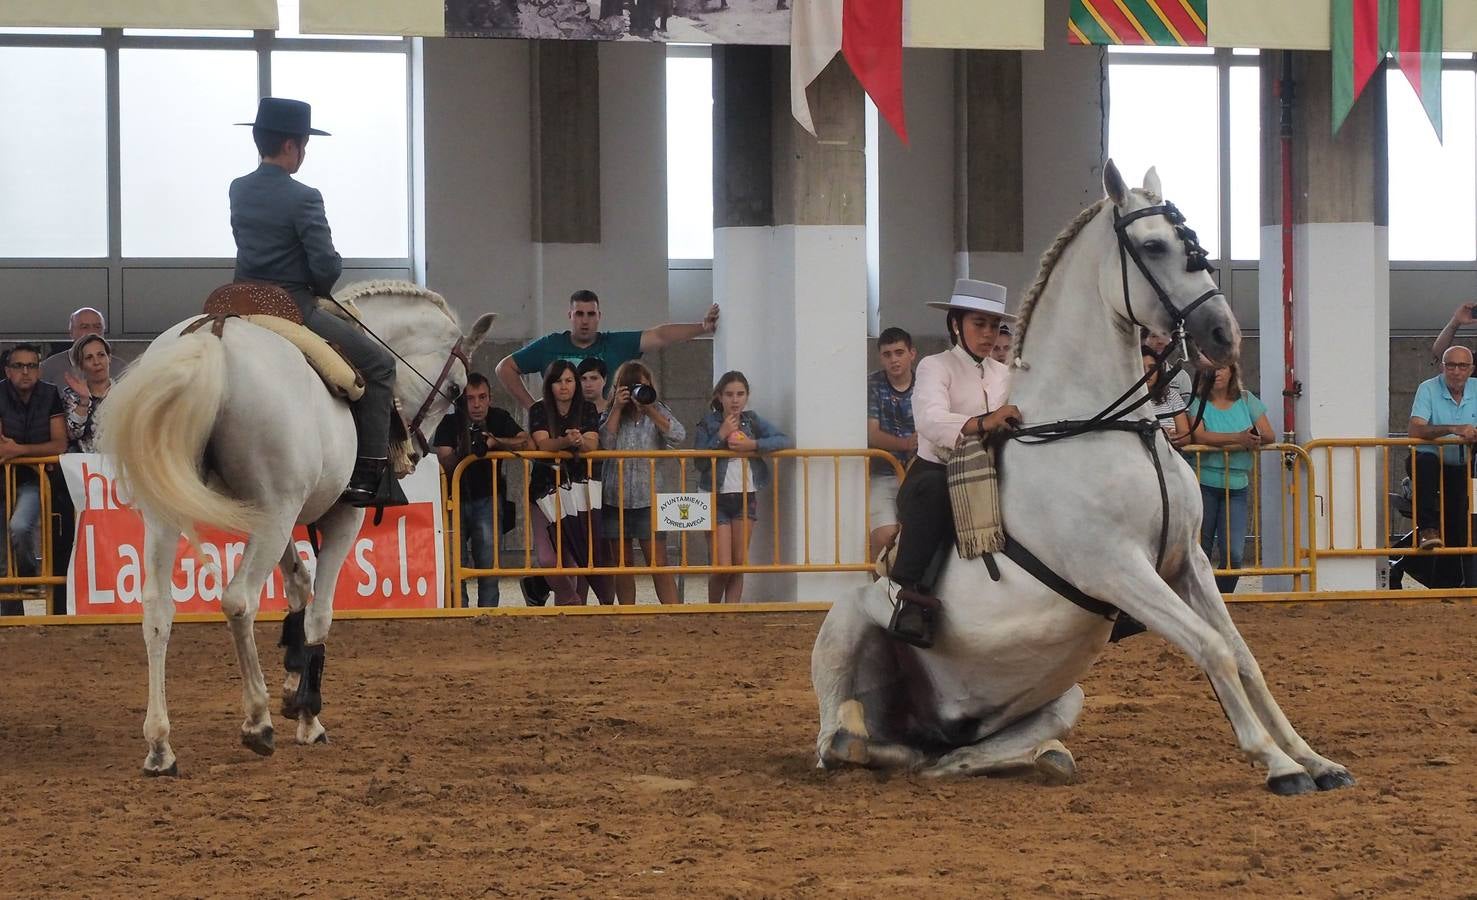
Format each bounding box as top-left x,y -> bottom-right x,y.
631,383 -> 657,405
468,421 -> 489,453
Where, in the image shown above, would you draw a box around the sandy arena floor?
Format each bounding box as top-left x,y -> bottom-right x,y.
1,601 -> 1473,898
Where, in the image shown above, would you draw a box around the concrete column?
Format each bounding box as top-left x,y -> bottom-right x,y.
957,50 -> 1025,268
712,46 -> 869,601
1258,51 -> 1389,591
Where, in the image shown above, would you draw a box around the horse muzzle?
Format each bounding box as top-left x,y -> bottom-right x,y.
1184,296 -> 1241,366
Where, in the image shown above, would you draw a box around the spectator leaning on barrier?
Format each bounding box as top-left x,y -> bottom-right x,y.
694,370 -> 793,605
577,356 -> 610,417
1187,361 -> 1274,594
600,360 -> 685,605
40,307 -> 105,387
0,343 -> 67,617
61,335 -> 114,454
1407,346 -> 1477,565
433,372 -> 529,609
865,326 -> 918,570
495,288 -> 720,410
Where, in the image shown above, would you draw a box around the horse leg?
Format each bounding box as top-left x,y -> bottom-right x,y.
811,580 -> 928,771
296,503 -> 363,745
1105,563 -> 1317,795
1173,559 -> 1355,791
922,686 -> 1084,783
140,517 -> 179,777
277,541 -> 312,719
221,523 -> 294,758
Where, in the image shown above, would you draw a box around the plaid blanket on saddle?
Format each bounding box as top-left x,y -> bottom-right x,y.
943,432 -> 1004,558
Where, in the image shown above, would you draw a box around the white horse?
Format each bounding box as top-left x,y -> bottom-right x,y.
812,163 -> 1354,795
100,280 -> 494,776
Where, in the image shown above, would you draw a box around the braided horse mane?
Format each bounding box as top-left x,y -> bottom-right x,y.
1010,198 -> 1110,365
331,279 -> 459,326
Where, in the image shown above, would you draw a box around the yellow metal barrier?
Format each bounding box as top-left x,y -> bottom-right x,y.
1182,443 -> 1318,593
445,449 -> 907,605
0,456 -> 65,617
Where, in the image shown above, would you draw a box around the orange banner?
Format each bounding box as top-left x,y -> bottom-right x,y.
61,455 -> 444,615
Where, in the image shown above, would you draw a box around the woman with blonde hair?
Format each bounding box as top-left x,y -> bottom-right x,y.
600,360 -> 685,603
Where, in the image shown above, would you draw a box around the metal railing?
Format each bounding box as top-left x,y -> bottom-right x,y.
0,457 -> 66,615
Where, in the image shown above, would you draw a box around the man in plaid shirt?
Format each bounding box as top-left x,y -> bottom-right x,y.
866,327 -> 918,567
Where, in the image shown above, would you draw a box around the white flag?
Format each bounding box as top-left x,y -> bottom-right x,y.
790,0 -> 845,136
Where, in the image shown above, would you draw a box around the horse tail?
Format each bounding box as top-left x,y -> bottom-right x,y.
98,330 -> 261,542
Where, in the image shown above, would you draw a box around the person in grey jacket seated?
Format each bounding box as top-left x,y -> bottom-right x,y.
229,96 -> 398,507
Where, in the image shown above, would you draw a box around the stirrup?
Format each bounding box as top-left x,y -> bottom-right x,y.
886,585 -> 940,649
341,457 -> 408,509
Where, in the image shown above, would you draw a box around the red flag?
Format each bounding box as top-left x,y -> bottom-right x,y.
791,0 -> 907,145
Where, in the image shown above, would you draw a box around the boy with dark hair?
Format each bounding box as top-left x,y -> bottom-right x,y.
866,327 -> 918,567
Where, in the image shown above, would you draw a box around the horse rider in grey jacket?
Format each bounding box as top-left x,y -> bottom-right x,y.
229,97 -> 399,507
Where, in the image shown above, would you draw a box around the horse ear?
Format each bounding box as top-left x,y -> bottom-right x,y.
1103,159 -> 1129,206
463,312 -> 497,356
1143,166 -> 1163,199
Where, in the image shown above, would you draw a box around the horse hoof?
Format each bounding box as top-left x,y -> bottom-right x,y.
1267,771 -> 1317,796
1315,768 -> 1356,791
241,726 -> 275,757
822,730 -> 870,768
142,761 -> 178,778
1034,748 -> 1077,786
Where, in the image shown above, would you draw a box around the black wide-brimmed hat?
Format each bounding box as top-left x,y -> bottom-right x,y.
236,97 -> 330,136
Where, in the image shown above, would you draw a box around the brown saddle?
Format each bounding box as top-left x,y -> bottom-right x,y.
204,282 -> 302,324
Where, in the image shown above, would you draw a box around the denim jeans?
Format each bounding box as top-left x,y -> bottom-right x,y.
0,481 -> 40,616
1200,483 -> 1248,594
460,495 -> 500,608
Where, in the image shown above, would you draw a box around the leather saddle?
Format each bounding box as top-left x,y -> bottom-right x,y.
189,283 -> 366,402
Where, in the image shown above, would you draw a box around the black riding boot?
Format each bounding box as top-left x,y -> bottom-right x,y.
340,457 -> 408,508
887,584 -> 941,649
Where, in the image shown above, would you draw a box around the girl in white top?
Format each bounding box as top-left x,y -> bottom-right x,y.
887,280 -> 1022,646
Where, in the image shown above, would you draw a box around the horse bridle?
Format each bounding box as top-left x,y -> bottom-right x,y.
1113,200 -> 1221,356
406,337 -> 470,456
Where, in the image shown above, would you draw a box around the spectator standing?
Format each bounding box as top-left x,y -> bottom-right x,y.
1142,328 -> 1195,405
1187,362 -> 1274,593
0,344 -> 67,616
1407,346 -> 1477,566
577,356 -> 610,417
529,360 -> 614,605
1431,301 -> 1477,361
866,327 -> 918,568
433,373 -> 529,608
1141,345 -> 1190,447
39,307 -> 105,386
694,371 -> 793,604
61,335 -> 114,453
495,289 -> 720,410
600,361 -> 685,604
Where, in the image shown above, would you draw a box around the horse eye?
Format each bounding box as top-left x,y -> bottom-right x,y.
1143,239 -> 1169,255
446,384 -> 462,400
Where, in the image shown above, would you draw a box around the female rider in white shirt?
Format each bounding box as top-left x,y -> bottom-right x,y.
887,279 -> 1022,647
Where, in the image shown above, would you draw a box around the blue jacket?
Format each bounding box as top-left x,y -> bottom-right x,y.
229,162 -> 342,311
693,409 -> 793,492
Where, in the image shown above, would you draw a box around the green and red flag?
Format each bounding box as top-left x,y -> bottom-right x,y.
1068,0 -> 1208,47
1332,0 -> 1444,138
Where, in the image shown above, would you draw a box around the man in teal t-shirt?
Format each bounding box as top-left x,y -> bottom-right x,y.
495,289 -> 720,410
1408,345 -> 1477,552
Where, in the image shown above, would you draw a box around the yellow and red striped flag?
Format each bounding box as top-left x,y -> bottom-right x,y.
1068,0 -> 1208,47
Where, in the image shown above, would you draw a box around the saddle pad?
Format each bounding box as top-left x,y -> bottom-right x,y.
205,282 -> 303,325
241,314 -> 366,402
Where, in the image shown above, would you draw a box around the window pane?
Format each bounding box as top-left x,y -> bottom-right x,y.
272,51 -> 409,257
125,29 -> 253,38
1228,66 -> 1261,260
1109,63 -> 1220,255
666,53 -> 713,260
0,48 -> 106,256
0,27 -> 100,35
1388,68 -> 1476,261
120,49 -> 259,256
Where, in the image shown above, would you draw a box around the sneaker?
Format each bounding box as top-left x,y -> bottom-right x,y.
1418,528 -> 1444,550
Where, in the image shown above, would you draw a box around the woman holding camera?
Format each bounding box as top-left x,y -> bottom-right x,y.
600,361 -> 685,604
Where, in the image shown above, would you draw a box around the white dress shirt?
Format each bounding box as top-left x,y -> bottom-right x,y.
913,344 -> 1012,465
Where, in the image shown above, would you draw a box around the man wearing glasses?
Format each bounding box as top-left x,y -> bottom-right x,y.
1408,346 -> 1477,563
0,344 -> 67,615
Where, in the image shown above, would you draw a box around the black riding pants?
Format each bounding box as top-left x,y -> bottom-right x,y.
891,459 -> 952,588
302,305 -> 396,460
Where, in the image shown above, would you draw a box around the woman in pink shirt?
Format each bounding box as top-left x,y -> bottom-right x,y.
886,280 -> 1021,647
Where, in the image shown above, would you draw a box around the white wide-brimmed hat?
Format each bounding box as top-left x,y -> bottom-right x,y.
925,278 -> 1015,319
